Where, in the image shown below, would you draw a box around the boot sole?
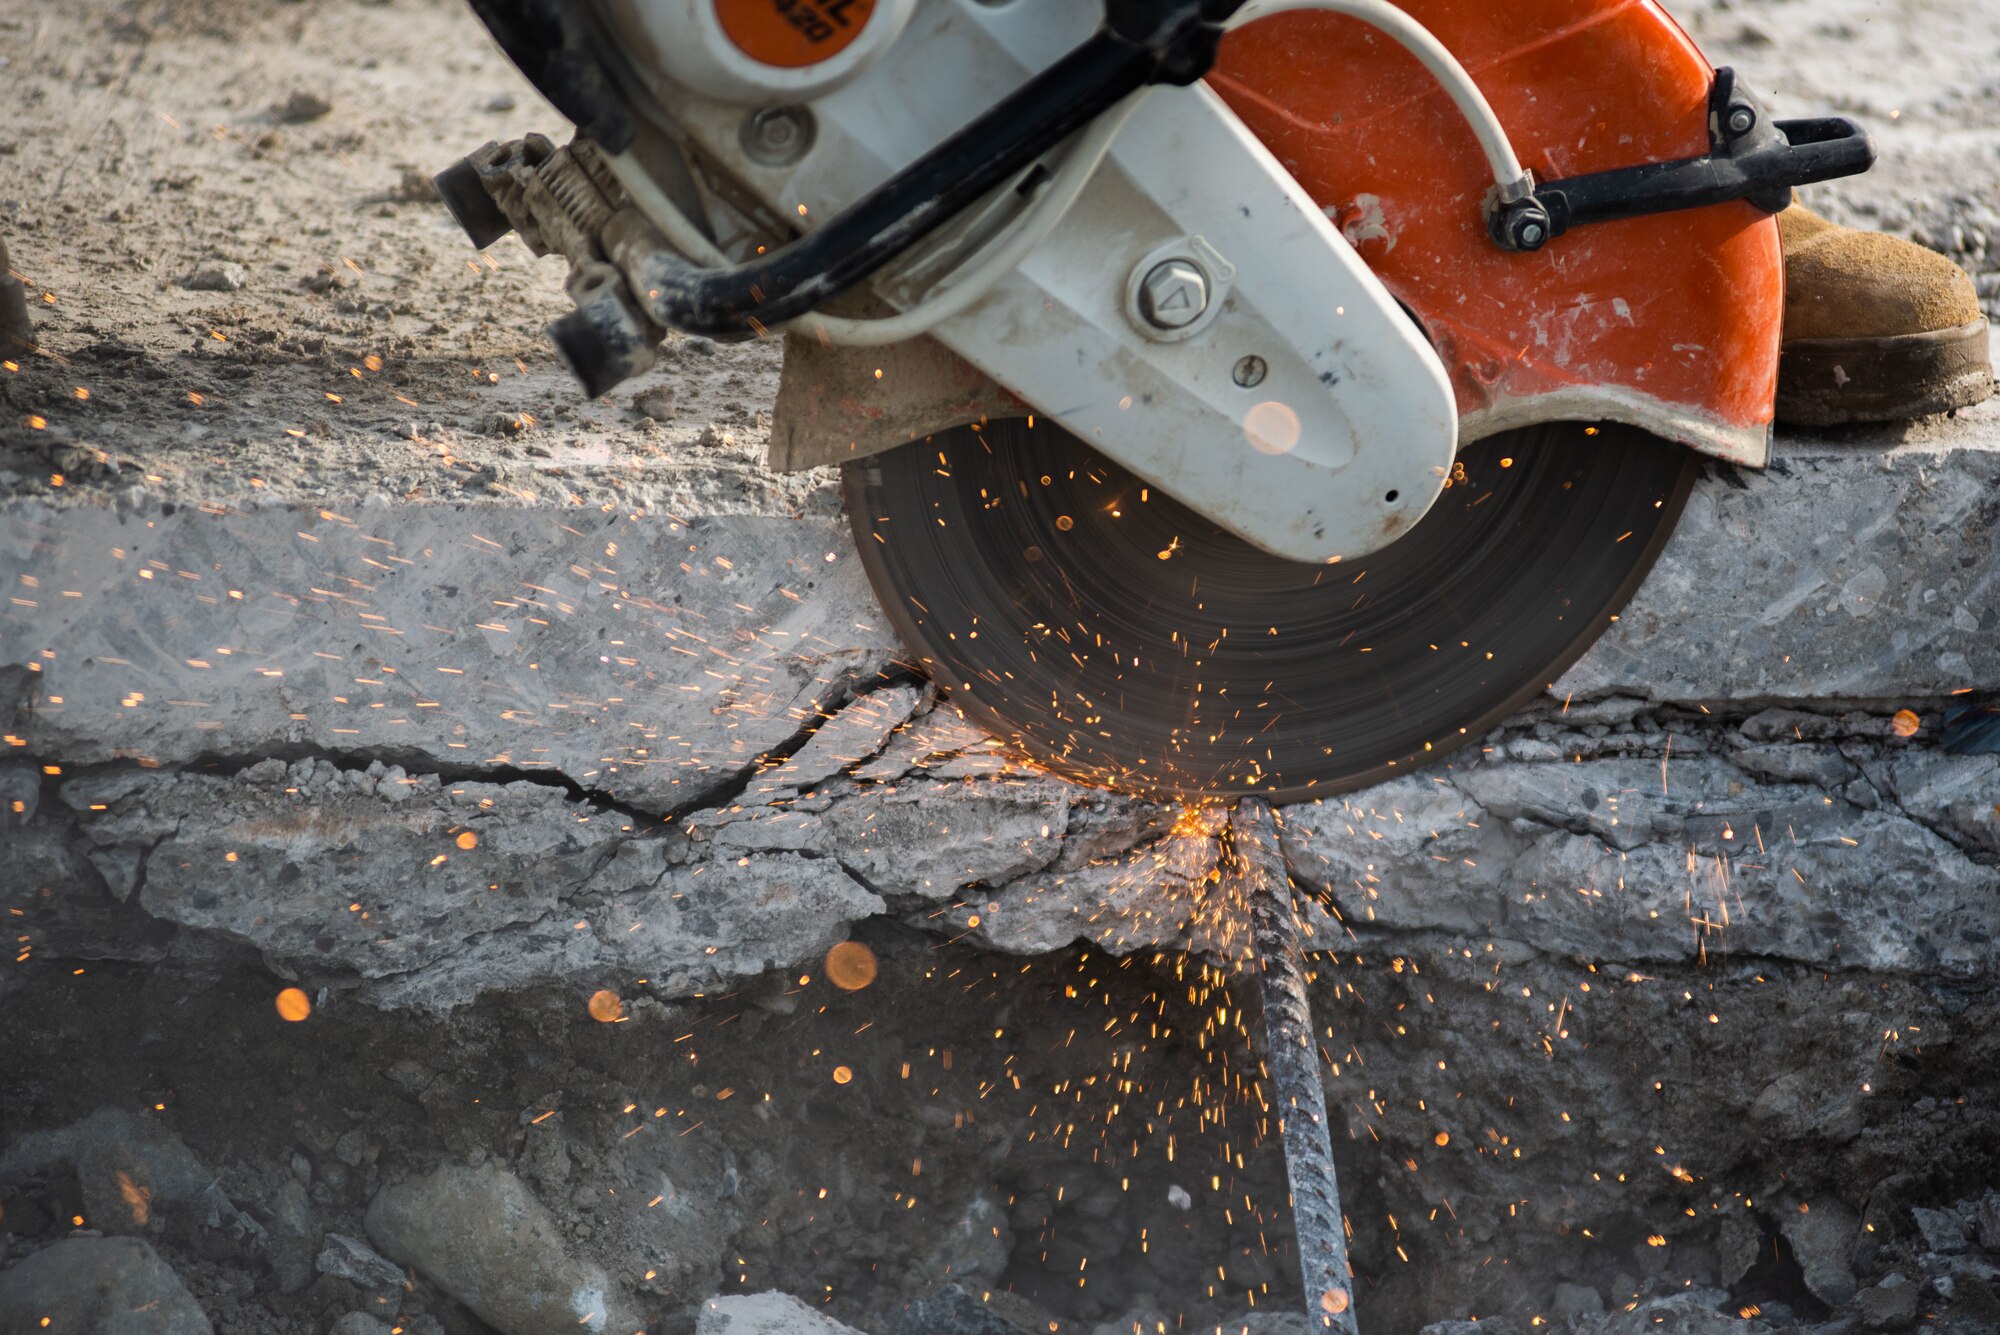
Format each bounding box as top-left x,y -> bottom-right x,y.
1775,318 -> 1995,427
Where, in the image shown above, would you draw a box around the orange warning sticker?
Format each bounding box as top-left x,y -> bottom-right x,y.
717,0 -> 878,69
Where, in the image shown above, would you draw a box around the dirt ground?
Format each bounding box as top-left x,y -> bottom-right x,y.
0,0 -> 809,517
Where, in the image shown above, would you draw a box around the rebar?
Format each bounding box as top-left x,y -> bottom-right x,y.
1231,797 -> 1359,1334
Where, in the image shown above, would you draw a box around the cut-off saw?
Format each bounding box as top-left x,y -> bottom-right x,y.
435,0 -> 1873,802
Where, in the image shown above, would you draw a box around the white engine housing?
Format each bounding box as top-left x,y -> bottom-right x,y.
595,0 -> 1462,564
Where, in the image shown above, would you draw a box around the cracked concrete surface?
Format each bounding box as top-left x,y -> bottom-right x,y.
2,0 -> 1999,1332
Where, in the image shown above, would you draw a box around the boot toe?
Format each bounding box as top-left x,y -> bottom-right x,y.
1783,228 -> 1984,343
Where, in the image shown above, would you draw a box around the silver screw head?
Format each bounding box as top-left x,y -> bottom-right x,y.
1138,259 -> 1211,330
1519,222 -> 1547,247
742,107 -> 814,166
1232,355 -> 1268,389
1728,106 -> 1756,135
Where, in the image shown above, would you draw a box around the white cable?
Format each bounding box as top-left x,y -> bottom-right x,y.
1226,0 -> 1531,199
606,3 -> 1525,345
605,90 -> 1147,347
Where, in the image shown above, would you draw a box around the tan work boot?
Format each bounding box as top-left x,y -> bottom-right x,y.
1777,203 -> 1994,426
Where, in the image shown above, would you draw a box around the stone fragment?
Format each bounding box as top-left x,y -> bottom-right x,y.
1282,757 -> 2000,976
1978,1189 -> 2000,1251
329,1316 -> 393,1335
1569,1288 -> 1770,1333
0,1108 -> 259,1244
365,1161 -> 643,1335
317,1231 -> 406,1306
849,713 -> 993,783
1914,1204 -> 1971,1253
890,1284 -> 1059,1335
1750,1069 -> 1865,1144
744,684 -> 926,798
1552,1280 -> 1605,1317
631,385 -> 677,420
1739,708 -> 1844,743
1857,1272 -> 1919,1328
178,261 -> 246,292
0,761 -> 39,826
1728,742 -> 1856,787
263,1175 -> 316,1294
0,1235 -> 213,1333
1780,1199 -> 1860,1305
277,90 -> 334,122
696,1291 -> 868,1335
963,839 -> 1210,957
940,1192 -> 1011,1289
689,780 -> 1069,903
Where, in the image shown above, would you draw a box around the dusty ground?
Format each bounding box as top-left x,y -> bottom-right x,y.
0,0 -> 804,517
2,2 -> 1999,1334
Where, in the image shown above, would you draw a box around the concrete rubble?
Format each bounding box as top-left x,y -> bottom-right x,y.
0,1235 -> 215,1334
5,409 -> 1995,1334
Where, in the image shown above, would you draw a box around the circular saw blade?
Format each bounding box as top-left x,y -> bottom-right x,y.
843,419 -> 1695,802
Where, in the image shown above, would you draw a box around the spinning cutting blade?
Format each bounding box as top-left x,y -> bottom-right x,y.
844,417 -> 1695,801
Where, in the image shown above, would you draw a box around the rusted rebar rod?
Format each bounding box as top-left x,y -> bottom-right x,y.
1231,797 -> 1359,1334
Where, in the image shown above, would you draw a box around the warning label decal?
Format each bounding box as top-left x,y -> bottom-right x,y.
717,0 -> 878,69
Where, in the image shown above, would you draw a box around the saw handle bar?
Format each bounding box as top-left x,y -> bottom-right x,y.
1490,67 -> 1875,251
613,0 -> 1247,339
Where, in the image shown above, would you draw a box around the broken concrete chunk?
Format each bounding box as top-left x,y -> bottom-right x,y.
1979,1189 -> 2000,1251
328,1316 -> 394,1335
1567,1288 -> 1769,1333
0,761 -> 39,826
744,684 -> 926,798
316,1231 -> 406,1301
696,1291 -> 868,1335
365,1161 -> 642,1335
849,712 -> 993,783
820,781 -> 1068,900
1913,1204 -> 1971,1253
963,836 -> 1212,958
361,846 -> 879,1010
276,90 -> 333,123
1284,756 -> 2000,977
1780,1197 -> 1861,1305
178,261 -> 246,292
1728,742 -> 1857,787
1857,1272 -> 1919,1328
107,765 -> 620,981
0,1107 -> 259,1244
631,384 -> 677,420
0,1235 -> 213,1334
889,1285 -> 1060,1335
